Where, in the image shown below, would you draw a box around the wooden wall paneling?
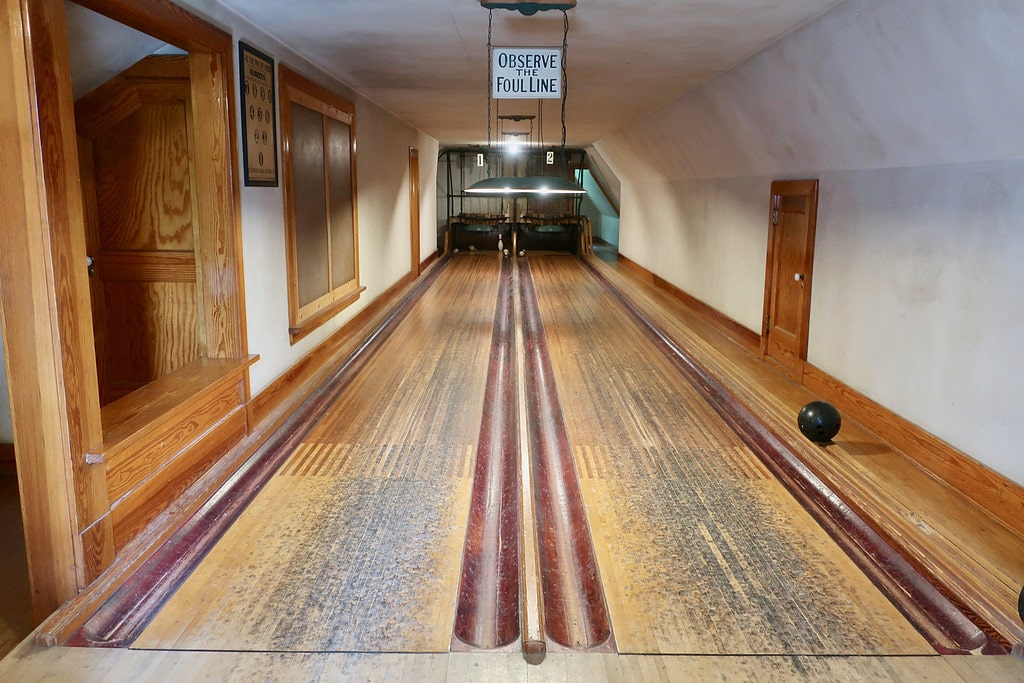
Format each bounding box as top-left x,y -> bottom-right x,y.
73,0 -> 231,55
189,51 -> 245,361
25,0 -> 111,589
0,0 -> 94,620
103,378 -> 245,504
109,407 -> 248,550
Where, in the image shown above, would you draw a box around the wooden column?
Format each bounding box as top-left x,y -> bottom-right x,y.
0,0 -> 104,622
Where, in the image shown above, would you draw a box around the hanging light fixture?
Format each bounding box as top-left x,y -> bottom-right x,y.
480,1 -> 577,16
466,0 -> 585,195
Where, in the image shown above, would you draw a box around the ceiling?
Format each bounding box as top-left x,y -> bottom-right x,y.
70,0 -> 847,147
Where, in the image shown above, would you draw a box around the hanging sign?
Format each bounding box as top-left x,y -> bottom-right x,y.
492,47 -> 562,99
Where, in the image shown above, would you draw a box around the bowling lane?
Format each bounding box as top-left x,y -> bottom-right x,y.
528,254 -> 934,656
135,254 -> 502,653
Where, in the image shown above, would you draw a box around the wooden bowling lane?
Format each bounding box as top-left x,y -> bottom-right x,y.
526,253 -> 936,656
134,254 -> 502,653
453,256 -> 521,651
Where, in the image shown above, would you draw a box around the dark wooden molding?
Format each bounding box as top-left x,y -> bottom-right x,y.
606,253 -> 1024,541
615,253 -> 760,355
420,249 -> 439,273
802,364 -> 1024,538
250,269 -> 421,429
581,256 -> 999,655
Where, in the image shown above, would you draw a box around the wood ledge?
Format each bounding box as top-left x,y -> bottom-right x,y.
88,355 -> 259,463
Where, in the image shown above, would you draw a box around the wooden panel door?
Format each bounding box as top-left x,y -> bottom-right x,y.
76,56 -> 201,405
762,179 -> 819,379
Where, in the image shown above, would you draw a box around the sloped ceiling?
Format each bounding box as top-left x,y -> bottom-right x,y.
70,0 -> 844,147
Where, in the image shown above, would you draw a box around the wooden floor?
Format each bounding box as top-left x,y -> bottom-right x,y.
2,252 -> 1023,681
530,256 -> 929,655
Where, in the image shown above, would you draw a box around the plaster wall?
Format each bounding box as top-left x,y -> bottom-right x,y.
594,0 -> 1024,483
177,1 -> 439,395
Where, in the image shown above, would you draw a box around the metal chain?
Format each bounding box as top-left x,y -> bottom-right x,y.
487,9 -> 493,148
561,9 -> 568,148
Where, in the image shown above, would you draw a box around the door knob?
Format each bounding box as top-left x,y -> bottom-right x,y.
794,273 -> 805,281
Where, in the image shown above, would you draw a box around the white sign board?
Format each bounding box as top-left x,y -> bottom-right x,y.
492,47 -> 562,99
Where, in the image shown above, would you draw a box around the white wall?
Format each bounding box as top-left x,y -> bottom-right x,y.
594,0 -> 1024,484
176,1 -> 439,394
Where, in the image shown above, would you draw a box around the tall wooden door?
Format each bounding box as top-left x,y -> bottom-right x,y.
761,179 -> 819,379
75,55 -> 202,404
409,147 -> 421,278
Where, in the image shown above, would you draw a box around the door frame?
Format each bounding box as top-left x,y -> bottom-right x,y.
0,0 -> 245,620
409,147 -> 421,278
760,179 -> 819,380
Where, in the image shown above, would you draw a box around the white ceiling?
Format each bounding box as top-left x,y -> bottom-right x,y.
70,0 -> 846,147
216,0 -> 845,146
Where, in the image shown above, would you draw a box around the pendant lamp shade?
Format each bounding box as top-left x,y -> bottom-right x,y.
465,175 -> 585,195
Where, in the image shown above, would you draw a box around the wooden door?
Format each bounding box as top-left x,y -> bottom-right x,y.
75,56 -> 202,405
409,147 -> 421,278
762,179 -> 819,379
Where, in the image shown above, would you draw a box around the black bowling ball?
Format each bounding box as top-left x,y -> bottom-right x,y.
797,401 -> 841,443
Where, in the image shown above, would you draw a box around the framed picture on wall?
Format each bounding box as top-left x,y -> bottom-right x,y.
239,41 -> 279,186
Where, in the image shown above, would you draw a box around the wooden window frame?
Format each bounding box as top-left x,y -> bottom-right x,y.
279,65 -> 363,343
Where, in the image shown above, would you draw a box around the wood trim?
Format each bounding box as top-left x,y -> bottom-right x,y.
802,364 -> 1024,537
760,179 -> 819,375
95,251 -> 196,282
6,0 -> 106,619
250,270 -> 419,428
617,245 -> 1024,538
288,286 -> 367,344
6,0 -> 247,621
41,255 -> 451,647
73,0 -> 232,54
409,147 -> 421,279
615,253 -> 760,355
188,50 -> 245,360
420,250 -> 439,273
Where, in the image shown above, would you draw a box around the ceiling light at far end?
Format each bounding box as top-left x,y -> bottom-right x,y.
465,176 -> 586,195
480,1 -> 576,16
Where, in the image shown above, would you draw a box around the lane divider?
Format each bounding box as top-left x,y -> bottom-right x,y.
518,257 -> 612,651
515,256 -> 546,663
67,257 -> 454,647
580,256 -> 1002,655
453,255 -> 521,650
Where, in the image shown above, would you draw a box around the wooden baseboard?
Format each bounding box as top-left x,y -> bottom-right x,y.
610,253 -> 1024,537
249,261 -> 447,432
38,254 -> 450,647
802,364 -> 1024,536
420,250 -> 438,272
0,443 -> 14,474
614,253 -> 761,356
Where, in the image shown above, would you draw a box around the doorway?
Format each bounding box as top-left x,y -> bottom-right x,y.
1,0 -> 245,621
761,179 -> 819,379
75,53 -> 203,405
